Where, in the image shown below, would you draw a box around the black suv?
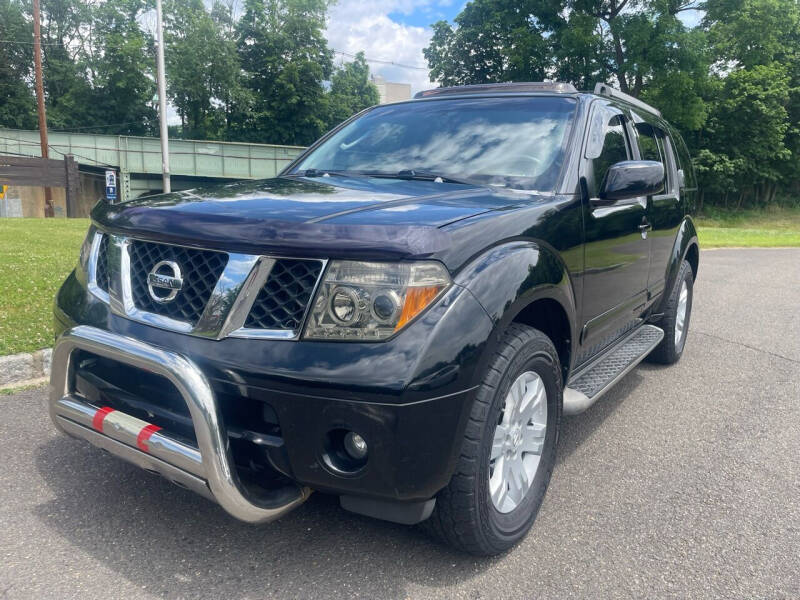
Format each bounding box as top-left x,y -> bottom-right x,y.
50,82 -> 699,556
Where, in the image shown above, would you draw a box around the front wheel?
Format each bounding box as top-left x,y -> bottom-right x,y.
647,259 -> 694,364
424,324 -> 562,555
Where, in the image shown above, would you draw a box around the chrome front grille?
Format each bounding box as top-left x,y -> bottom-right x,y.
89,232 -> 325,340
128,240 -> 228,326
244,259 -> 323,330
95,234 -> 110,293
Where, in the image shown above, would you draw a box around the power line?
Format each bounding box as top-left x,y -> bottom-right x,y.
0,38 -> 67,46
1,37 -> 431,71
47,144 -> 117,168
0,149 -> 39,158
333,49 -> 428,71
0,135 -> 117,168
49,121 -> 144,132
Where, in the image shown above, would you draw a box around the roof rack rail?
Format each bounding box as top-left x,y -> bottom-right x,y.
593,83 -> 661,117
415,81 -> 577,99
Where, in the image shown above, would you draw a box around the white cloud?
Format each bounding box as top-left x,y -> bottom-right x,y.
325,0 -> 438,96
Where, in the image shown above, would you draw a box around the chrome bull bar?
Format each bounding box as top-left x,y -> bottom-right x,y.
49,325 -> 311,523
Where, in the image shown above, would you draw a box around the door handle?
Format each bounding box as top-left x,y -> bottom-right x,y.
638,222 -> 652,231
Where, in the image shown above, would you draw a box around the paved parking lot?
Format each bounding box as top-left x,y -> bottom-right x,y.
1,248 -> 798,599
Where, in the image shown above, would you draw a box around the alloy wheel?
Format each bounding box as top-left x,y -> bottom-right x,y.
675,280 -> 689,347
489,371 -> 548,513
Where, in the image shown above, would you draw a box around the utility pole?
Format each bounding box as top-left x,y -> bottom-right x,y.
32,0 -> 54,217
155,0 -> 171,193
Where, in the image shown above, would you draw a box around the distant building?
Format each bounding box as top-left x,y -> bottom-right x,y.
371,75 -> 412,104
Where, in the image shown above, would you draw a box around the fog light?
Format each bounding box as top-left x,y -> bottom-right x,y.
344,432 -> 368,460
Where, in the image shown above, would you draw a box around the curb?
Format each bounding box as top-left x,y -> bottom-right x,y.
0,348 -> 52,387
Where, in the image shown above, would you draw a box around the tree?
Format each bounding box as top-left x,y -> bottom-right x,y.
0,0 -> 37,129
424,0 -> 706,97
326,52 -> 380,129
89,0 -> 157,135
234,0 -> 333,145
700,0 -> 800,205
164,0 -> 241,139
39,0 -> 95,129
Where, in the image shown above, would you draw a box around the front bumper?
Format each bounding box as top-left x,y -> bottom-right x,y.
50,325 -> 311,523
52,268 -> 493,518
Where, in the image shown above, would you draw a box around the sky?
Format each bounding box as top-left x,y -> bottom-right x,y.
324,0 -> 462,95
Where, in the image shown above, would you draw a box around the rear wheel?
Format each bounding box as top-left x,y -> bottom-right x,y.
425,324 -> 561,555
647,259 -> 694,364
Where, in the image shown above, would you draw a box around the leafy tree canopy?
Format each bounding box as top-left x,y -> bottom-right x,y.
0,0 -> 380,145
0,0 -> 37,129
327,52 -> 381,128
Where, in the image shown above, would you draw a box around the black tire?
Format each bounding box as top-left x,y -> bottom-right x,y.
424,324 -> 562,556
647,260 -> 694,364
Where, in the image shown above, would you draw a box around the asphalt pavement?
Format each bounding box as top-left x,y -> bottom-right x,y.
1,248 -> 798,599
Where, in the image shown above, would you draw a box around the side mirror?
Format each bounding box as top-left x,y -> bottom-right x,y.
597,160 -> 664,204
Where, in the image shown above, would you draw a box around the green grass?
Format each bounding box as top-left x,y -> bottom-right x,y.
0,218 -> 89,355
0,379 -> 48,395
696,206 -> 800,248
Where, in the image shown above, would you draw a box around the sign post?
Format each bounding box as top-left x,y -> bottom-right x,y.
105,170 -> 117,202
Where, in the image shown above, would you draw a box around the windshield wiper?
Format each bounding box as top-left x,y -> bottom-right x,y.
294,168 -> 478,186
294,168 -> 353,178
360,169 -> 477,185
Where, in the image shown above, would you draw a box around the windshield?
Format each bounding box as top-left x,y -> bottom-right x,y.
291,96 -> 577,191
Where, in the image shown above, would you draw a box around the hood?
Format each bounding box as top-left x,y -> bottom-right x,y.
92,176 -> 529,261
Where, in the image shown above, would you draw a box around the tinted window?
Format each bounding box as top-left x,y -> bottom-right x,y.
661,134 -> 681,193
670,129 -> 697,189
635,121 -> 667,190
635,122 -> 663,163
590,114 -> 629,196
293,97 -> 577,191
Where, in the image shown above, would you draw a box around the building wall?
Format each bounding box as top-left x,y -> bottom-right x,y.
1,171 -> 106,218
383,82 -> 412,103
372,75 -> 412,104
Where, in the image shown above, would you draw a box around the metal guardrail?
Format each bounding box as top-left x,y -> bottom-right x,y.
0,128 -> 305,182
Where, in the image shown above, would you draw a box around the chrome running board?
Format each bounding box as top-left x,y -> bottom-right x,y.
49,325 -> 311,523
563,324 -> 664,415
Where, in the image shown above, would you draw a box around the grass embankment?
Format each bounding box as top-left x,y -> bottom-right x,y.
696,206 -> 800,248
0,208 -> 798,356
0,218 -> 89,355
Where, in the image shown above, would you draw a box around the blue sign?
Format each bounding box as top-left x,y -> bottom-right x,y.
105,170 -> 117,201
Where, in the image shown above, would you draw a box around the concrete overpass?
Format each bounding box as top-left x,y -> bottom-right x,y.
0,128 -> 305,202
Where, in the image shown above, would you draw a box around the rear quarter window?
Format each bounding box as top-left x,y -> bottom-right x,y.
668,127 -> 697,190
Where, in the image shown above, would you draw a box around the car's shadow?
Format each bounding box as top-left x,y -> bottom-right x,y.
558,369 -> 646,465
33,371 -> 645,598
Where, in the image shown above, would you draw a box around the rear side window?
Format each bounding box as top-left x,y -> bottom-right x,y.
586,111 -> 630,197
670,129 -> 697,190
634,121 -> 668,191
635,122 -> 663,162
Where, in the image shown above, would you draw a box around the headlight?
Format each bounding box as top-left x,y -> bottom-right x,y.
303,260 -> 451,341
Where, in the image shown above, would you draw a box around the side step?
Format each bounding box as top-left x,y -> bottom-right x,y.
563,324 -> 664,415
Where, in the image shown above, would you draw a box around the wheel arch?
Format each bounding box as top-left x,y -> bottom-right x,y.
454,240 -> 578,385
661,217 -> 699,313
685,240 -> 699,280
510,298 -> 572,383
